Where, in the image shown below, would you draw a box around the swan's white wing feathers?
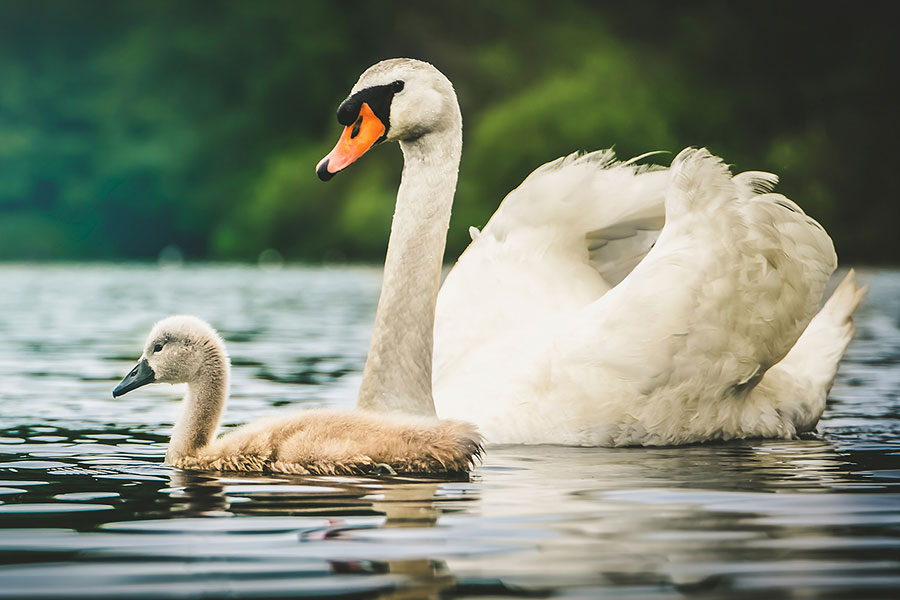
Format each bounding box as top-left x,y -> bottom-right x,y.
585,217 -> 663,287
435,150 -> 669,379
732,170 -> 779,198
562,148 -> 836,405
484,150 -> 668,263
435,147 -> 846,446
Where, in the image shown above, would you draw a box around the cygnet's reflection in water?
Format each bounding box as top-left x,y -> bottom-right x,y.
335,483 -> 456,600
164,469 -> 465,599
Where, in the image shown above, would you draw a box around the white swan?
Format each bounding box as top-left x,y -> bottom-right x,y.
317,58 -> 866,446
113,315 -> 481,474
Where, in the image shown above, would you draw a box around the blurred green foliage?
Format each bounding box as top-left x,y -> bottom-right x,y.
0,0 -> 896,262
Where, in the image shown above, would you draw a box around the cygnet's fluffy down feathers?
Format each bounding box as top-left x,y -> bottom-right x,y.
115,315 -> 482,476
174,409 -> 482,475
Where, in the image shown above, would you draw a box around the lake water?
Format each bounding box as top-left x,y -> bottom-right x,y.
0,264 -> 898,599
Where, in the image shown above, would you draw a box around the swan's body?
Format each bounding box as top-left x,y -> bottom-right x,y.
434,151 -> 864,445
113,316 -> 481,474
318,58 -> 865,447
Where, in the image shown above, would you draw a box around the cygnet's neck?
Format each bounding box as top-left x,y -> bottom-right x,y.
358,116 -> 463,416
166,341 -> 230,464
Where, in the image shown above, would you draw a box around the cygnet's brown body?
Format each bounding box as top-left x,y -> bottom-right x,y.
114,316 -> 481,475
174,409 -> 481,475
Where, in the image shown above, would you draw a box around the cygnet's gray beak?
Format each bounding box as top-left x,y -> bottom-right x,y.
113,358 -> 155,398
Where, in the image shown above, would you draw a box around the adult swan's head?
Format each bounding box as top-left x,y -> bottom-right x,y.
316,58 -> 461,181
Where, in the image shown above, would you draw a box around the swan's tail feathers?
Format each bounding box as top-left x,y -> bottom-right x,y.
780,269 -> 867,392
805,269 -> 868,383
753,270 -> 866,435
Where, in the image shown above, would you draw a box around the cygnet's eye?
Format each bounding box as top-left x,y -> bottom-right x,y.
153,343 -> 164,353
391,80 -> 404,93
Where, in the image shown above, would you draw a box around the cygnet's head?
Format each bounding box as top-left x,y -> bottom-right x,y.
316,58 -> 459,181
113,315 -> 228,398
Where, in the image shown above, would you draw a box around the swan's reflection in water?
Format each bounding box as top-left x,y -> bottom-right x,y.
453,438 -> 900,597
129,435 -> 900,599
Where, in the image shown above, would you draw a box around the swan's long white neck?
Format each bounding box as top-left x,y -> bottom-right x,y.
358,108 -> 463,416
166,343 -> 229,463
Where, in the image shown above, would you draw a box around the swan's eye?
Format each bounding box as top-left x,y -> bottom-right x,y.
153,343 -> 164,353
391,80 -> 404,93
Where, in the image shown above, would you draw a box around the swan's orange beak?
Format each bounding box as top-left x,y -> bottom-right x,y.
316,102 -> 386,181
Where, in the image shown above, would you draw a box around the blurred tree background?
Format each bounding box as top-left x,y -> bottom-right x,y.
0,0 -> 896,263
